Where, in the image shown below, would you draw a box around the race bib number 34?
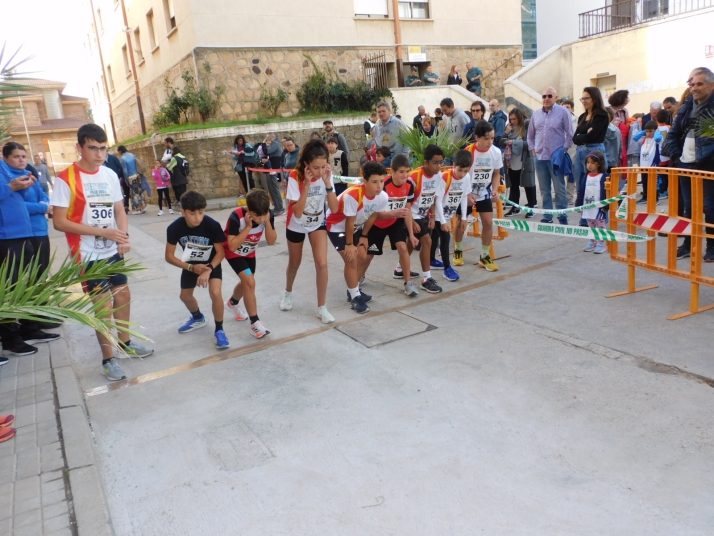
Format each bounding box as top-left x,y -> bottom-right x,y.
181,243 -> 213,263
89,202 -> 114,226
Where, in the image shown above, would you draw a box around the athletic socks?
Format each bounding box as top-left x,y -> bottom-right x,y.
455,241 -> 463,250
395,262 -> 402,271
348,287 -> 361,299
249,315 -> 259,324
215,321 -> 223,332
191,309 -> 203,320
481,245 -> 491,257
422,271 -> 431,281
229,297 -> 240,305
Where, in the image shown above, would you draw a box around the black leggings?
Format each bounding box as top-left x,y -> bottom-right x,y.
430,226 -> 452,269
237,169 -> 255,193
0,238 -> 40,345
157,188 -> 172,210
508,169 -> 537,207
29,235 -> 51,277
172,184 -> 187,205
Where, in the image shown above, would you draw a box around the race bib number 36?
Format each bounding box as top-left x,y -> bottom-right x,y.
89,202 -> 114,226
181,243 -> 213,263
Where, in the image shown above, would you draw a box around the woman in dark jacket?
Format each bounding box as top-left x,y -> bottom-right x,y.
500,109 -> 536,216
230,134 -> 255,193
573,87 -> 609,213
447,65 -> 462,86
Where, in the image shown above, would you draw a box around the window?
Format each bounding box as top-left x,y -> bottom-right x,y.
96,81 -> 102,101
97,8 -> 104,33
354,0 -> 388,17
121,45 -> 130,77
133,28 -> 144,62
107,66 -> 115,92
146,10 -> 157,49
398,1 -> 429,19
162,0 -> 176,32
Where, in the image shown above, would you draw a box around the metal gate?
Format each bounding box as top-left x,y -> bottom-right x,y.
363,51 -> 389,91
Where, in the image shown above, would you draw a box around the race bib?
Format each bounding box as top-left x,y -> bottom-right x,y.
235,240 -> 259,256
300,210 -> 324,228
181,243 -> 213,263
301,196 -> 325,228
89,202 -> 114,226
388,196 -> 407,211
471,170 -> 492,198
417,193 -> 435,217
444,190 -> 463,217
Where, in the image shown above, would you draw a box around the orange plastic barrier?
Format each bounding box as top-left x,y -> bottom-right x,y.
607,166 -> 714,320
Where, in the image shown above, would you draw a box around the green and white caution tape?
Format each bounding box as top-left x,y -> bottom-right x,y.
616,197 -> 628,220
333,175 -> 362,185
499,194 -> 636,216
494,219 -> 653,242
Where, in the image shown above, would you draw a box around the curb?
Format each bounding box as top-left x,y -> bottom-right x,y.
51,335 -> 114,536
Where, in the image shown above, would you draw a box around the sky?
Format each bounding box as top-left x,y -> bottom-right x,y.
3,0 -> 96,98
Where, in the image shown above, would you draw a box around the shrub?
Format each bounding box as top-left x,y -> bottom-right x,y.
260,87 -> 290,117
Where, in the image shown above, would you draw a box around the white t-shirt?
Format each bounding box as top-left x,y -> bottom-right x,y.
285,171 -> 334,234
409,168 -> 441,220
582,173 -> 603,220
467,144 -> 503,201
51,164 -> 125,261
639,138 -> 659,168
326,187 -> 389,233
435,170 -> 470,222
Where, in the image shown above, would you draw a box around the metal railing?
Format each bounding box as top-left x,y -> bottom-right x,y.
579,0 -> 714,38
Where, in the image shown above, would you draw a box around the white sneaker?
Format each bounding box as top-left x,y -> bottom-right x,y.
280,291 -> 292,311
317,306 -> 335,324
250,320 -> 270,338
225,297 -> 248,321
169,209 -> 175,214
157,210 -> 164,216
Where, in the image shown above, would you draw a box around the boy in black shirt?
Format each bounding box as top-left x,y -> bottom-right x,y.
165,191 -> 229,348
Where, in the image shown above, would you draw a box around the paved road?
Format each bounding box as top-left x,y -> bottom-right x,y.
52,203 -> 714,535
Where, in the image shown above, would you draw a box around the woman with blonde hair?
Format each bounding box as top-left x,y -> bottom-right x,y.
447,65 -> 462,86
420,115 -> 436,138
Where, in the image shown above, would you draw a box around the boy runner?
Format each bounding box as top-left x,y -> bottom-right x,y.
363,154 -> 420,297
52,124 -> 153,382
224,189 -> 277,338
165,191 -> 229,349
431,149 -> 473,281
326,161 -> 389,313
465,120 -> 502,271
403,144 -> 444,294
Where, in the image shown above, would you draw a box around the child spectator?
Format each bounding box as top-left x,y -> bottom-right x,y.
656,109 -> 671,198
152,160 -> 173,215
577,151 -> 608,254
603,108 -> 622,174
633,121 -> 663,204
375,146 -> 391,165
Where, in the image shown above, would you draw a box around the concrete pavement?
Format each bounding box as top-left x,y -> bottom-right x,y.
46,200 -> 714,535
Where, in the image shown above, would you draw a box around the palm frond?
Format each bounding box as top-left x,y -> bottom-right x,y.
396,127 -> 470,167
697,114 -> 714,139
0,252 -> 149,347
0,42 -> 37,143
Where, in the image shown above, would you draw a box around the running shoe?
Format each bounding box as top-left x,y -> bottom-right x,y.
350,295 -> 370,314
505,207 -> 521,217
3,341 -> 38,356
0,415 -> 15,428
316,306 -> 335,324
274,209 -> 286,217
479,254 -> 499,272
704,246 -> 714,263
525,212 -> 535,219
540,217 -> 553,224
169,209 -> 175,214
659,192 -> 669,199
393,269 -> 419,279
119,340 -> 154,358
676,245 -> 690,259
453,249 -> 464,266
0,357 -> 7,366
583,240 -> 596,252
594,243 -> 607,254
420,278 -> 442,294
280,291 -> 293,311
404,281 -> 419,297
346,289 -> 372,303
430,259 -> 445,270
637,198 -> 647,204
226,298 -> 248,321
101,358 -> 126,381
178,315 -> 206,333
443,266 -> 460,281
214,330 -> 230,348
35,320 -> 62,330
157,210 -> 164,216
558,217 -> 569,226
0,427 -> 15,443
250,321 -> 270,338
23,331 -> 60,345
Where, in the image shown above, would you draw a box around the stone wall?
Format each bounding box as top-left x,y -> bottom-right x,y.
125,118 -> 370,202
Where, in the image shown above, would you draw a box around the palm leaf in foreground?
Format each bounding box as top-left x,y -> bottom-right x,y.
396,127 -> 470,167
0,253 -> 149,347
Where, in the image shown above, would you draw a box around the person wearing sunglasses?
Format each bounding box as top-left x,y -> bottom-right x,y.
526,87 -> 574,224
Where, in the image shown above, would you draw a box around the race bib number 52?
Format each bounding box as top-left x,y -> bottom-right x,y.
181,243 -> 212,263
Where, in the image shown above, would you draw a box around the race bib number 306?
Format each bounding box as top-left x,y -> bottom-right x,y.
89,202 -> 114,226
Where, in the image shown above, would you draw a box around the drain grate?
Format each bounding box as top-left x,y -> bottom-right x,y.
337,311 -> 436,348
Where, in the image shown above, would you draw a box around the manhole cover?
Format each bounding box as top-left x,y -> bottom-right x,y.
337,312 -> 436,348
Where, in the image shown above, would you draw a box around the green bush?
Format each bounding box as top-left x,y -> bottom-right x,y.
260,87 -> 290,117
296,55 -> 396,115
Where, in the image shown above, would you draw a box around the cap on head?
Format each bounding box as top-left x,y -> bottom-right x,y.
323,120 -> 333,125
411,65 -> 418,72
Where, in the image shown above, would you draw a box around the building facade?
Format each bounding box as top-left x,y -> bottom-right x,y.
88,0 -> 523,142
4,79 -> 91,173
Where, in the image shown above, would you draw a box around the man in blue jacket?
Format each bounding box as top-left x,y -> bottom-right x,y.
666,67 -> 714,261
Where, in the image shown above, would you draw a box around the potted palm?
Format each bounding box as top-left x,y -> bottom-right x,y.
396,126 -> 470,167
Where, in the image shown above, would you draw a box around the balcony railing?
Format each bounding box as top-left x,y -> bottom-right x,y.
579,0 -> 714,39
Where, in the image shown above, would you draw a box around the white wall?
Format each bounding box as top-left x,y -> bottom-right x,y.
535,0 -> 602,56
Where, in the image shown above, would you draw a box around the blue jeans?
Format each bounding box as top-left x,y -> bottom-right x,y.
678,163 -> 714,248
535,158 -> 568,223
